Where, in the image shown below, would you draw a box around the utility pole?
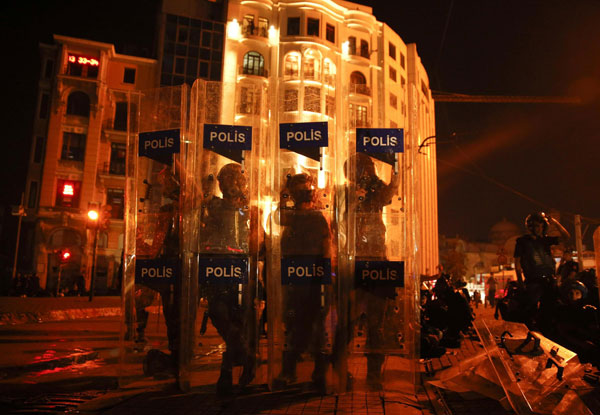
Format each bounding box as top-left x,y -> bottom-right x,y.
574,214 -> 585,270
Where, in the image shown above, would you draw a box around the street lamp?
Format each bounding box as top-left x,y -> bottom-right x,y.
87,209 -> 99,301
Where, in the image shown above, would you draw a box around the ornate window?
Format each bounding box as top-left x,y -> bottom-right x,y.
303,49 -> 320,81
284,89 -> 298,112
304,86 -> 321,112
284,53 -> 300,77
66,91 -> 90,117
323,59 -> 336,85
242,51 -> 265,76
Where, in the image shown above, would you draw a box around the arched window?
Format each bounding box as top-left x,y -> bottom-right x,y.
242,51 -> 265,76
350,71 -> 366,85
284,53 -> 300,77
66,91 -> 90,117
48,228 -> 82,248
350,71 -> 369,95
323,59 -> 336,85
303,49 -> 321,80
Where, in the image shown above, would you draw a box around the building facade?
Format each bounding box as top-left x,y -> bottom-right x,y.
222,0 -> 438,275
24,36 -> 157,293
23,0 -> 438,292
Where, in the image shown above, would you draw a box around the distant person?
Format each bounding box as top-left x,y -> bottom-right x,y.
486,275 -> 497,308
473,290 -> 482,309
514,212 -> 570,332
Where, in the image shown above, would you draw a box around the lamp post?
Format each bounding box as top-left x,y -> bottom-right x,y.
87,209 -> 99,301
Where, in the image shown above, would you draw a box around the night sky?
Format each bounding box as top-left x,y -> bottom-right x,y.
1,0 -> 599,261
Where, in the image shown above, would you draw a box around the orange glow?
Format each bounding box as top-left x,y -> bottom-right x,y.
62,184 -> 74,196
88,210 -> 99,221
62,251 -> 71,261
68,55 -> 99,66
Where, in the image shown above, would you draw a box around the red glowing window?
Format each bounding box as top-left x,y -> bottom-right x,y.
56,179 -> 81,208
62,184 -> 74,196
68,55 -> 99,66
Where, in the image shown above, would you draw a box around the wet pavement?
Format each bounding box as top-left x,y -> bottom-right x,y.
1,298 -> 598,414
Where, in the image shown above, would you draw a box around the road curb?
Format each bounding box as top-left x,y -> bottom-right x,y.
0,307 -> 122,326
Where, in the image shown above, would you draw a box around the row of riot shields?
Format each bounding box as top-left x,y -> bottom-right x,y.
120,81 -> 419,396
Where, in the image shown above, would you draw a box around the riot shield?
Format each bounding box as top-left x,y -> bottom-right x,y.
340,123 -> 419,394
120,85 -> 188,388
474,318 -> 595,414
267,92 -> 339,394
179,79 -> 267,394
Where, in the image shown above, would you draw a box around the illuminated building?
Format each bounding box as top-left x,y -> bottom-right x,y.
220,0 -> 438,276
23,0 -> 438,292
24,35 -> 157,293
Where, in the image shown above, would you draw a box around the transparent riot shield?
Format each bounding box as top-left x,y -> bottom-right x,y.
267,97 -> 339,394
474,318 -> 595,414
179,79 -> 267,394
340,124 -> 419,394
120,85 -> 188,388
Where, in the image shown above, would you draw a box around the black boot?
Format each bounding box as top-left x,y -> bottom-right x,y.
217,351 -> 233,396
366,354 -> 384,391
239,352 -> 256,387
273,351 -> 297,388
311,353 -> 329,394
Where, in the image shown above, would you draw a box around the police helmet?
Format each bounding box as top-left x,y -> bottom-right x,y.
525,212 -> 549,234
568,280 -> 588,301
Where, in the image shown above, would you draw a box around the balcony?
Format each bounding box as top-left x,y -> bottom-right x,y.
349,84 -> 371,97
98,162 -> 125,177
242,25 -> 268,38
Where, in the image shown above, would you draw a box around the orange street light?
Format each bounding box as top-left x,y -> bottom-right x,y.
88,210 -> 99,221
87,209 -> 99,301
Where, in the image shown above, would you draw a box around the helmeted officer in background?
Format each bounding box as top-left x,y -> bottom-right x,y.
514,211 -> 570,332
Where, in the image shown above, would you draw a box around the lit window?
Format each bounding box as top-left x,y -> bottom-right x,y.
304,57 -> 316,80
242,51 -> 265,76
243,14 -> 255,36
348,37 -> 356,55
67,54 -> 99,78
284,53 -> 299,77
350,103 -> 368,128
326,95 -> 335,117
258,17 -> 269,37
61,132 -> 86,161
56,179 -> 81,208
307,18 -> 319,37
323,59 -> 335,85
